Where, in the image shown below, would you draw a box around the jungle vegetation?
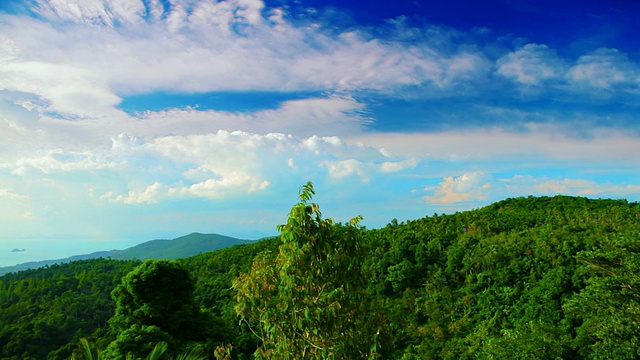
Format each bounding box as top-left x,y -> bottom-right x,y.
1,183 -> 639,359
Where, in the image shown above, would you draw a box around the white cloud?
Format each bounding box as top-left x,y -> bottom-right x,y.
30,0 -> 148,26
350,126 -> 640,166
423,173 -> 640,208
501,175 -> 640,198
0,0 -> 496,121
93,130 -> 418,203
496,44 -> 565,85
2,0 -> 638,134
425,171 -> 492,204
167,175 -> 270,199
9,149 -> 117,176
496,45 -> 640,93
380,158 -> 418,173
2,0 -> 639,126
324,159 -> 369,182
104,181 -> 163,204
441,51 -> 491,87
567,48 -> 639,90
0,41 -> 124,118
145,131 -> 281,199
0,188 -> 28,200
0,94 -> 372,168
502,175 -> 590,195
2,119 -> 638,217
125,95 -> 369,138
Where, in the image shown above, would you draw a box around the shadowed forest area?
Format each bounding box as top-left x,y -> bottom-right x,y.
1,184 -> 639,359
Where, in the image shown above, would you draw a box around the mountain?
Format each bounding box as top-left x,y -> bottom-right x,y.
0,232 -> 254,275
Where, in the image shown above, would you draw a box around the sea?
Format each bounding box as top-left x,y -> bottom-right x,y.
0,238 -> 140,268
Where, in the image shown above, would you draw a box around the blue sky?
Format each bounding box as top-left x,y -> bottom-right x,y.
1,0 -> 639,265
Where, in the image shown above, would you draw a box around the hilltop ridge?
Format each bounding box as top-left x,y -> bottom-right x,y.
0,232 -> 254,275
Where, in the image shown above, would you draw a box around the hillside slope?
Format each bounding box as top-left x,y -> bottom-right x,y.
1,195 -> 639,359
0,232 -> 254,275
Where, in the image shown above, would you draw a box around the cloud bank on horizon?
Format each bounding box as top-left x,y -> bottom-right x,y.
0,0 -> 639,247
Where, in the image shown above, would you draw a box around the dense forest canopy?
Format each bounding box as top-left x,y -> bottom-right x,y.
1,192 -> 639,359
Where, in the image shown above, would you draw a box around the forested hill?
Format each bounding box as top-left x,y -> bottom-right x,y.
0,232 -> 254,275
363,195 -> 640,358
1,195 -> 639,359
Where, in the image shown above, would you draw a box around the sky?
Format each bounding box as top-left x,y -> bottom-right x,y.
1,0 -> 640,266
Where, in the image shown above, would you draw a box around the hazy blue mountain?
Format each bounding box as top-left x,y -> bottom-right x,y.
0,232 -> 254,275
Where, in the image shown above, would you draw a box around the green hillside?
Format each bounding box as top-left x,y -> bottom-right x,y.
108,232 -> 255,261
0,194 -> 639,359
0,233 -> 254,275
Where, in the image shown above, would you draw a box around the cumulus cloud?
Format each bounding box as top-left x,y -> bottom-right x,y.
567,48 -> 639,90
496,44 -> 566,85
495,44 -> 640,94
425,171 -> 492,204
322,155 -> 418,182
2,117 -> 638,218
146,131 -> 281,199
83,130 -> 419,203
324,159 -> 369,182
380,158 -> 418,173
103,181 -> 163,204
168,176 -> 271,200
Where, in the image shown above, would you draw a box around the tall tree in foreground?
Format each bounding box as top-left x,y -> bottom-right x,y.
233,182 -> 380,359
103,260 -> 213,360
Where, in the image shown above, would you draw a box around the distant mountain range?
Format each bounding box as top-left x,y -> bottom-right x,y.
0,232 -> 256,275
